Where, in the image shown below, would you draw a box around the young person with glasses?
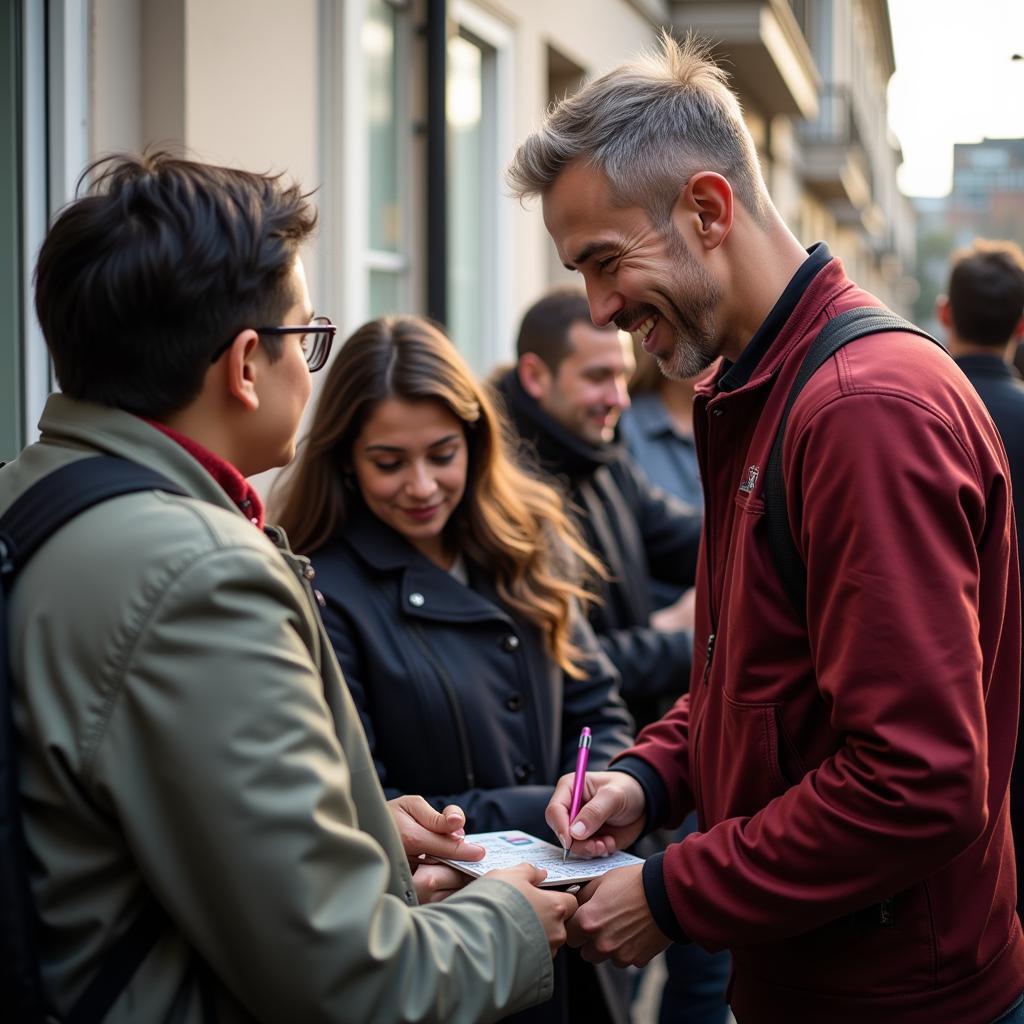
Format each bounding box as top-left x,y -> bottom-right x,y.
0,151 -> 576,1023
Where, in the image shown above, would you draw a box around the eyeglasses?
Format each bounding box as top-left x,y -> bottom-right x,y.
210,316 -> 337,372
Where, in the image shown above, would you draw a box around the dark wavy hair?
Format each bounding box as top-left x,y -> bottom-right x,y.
274,316 -> 604,677
34,150 -> 318,416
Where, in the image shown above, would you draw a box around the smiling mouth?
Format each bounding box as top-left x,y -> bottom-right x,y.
629,314 -> 660,347
401,504 -> 441,520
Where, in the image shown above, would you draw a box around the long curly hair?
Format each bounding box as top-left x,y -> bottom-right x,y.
274,315 -> 603,677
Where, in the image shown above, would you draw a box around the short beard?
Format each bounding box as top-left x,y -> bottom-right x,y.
654,228 -> 721,381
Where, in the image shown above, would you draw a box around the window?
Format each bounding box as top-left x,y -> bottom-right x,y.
365,0 -> 411,317
446,1 -> 512,375
1,0 -> 88,457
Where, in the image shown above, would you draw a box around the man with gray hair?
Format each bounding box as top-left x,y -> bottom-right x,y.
513,32 -> 1024,1024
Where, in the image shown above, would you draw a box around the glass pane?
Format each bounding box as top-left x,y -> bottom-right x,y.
369,269 -> 401,318
446,34 -> 485,371
364,0 -> 401,253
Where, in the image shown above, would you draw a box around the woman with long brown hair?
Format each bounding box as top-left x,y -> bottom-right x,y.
275,315 -> 634,1023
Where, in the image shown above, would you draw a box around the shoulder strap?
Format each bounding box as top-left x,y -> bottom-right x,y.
0,456 -> 186,576
762,308 -> 939,612
0,456 -> 184,1022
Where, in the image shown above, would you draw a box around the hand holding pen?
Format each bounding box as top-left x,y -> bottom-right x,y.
563,727 -> 592,861
546,763 -> 649,860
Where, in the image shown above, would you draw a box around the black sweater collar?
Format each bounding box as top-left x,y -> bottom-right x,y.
717,242 -> 833,392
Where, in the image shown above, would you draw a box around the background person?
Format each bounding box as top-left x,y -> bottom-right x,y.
1,151 -> 575,1023
938,237 -> 1024,917
493,288 -> 702,733
274,314 -> 635,1024
508,32 -> 1024,1024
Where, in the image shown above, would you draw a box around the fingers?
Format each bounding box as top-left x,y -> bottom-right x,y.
545,772 -> 577,849
441,803 -> 466,829
412,863 -> 469,904
443,835 -> 486,861
567,785 -> 626,844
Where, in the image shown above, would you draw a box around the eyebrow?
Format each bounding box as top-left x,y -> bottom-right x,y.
564,241 -> 615,272
364,432 -> 462,454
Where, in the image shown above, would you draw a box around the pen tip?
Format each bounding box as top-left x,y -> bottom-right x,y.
562,848 -> 568,863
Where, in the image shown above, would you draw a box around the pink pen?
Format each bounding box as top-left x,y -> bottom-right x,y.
563,726 -> 592,861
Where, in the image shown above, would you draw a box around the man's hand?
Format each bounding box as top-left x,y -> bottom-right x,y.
568,864 -> 671,967
387,795 -> 485,863
485,863 -> 578,958
546,770 -> 647,857
650,586 -> 696,633
411,861 -> 471,904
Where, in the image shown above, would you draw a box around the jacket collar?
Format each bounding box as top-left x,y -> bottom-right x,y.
717,242 -> 834,393
954,353 -> 1016,380
696,246 -> 853,403
495,368 -> 621,481
144,419 -> 265,528
342,506 -> 512,625
37,393 -> 247,519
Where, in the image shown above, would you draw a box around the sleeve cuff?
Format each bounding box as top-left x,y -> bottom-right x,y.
641,852 -> 690,944
609,756 -> 669,833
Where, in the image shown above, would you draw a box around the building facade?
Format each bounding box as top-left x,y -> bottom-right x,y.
1,0 -> 914,468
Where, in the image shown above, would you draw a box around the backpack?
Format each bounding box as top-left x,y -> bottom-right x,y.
763,307 -> 940,610
1,456 -> 185,1022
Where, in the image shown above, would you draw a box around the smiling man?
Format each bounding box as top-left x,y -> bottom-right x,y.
493,287 -> 702,734
508,32 -> 1024,1024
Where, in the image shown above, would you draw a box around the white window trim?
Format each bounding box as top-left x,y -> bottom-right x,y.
450,0 -> 515,365
321,0 -> 413,334
321,0 -> 368,334
22,0 -> 90,443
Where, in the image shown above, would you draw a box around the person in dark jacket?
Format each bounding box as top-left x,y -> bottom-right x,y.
939,238 -> 1024,917
274,315 -> 635,1024
510,32 -> 1024,1024
494,288 -> 702,731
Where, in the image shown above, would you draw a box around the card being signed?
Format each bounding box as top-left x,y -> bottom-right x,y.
437,830 -> 645,888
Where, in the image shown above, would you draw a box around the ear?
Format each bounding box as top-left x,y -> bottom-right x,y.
936,295 -> 953,328
222,330 -> 263,412
1013,317 -> 1024,342
518,352 -> 553,401
675,172 -> 733,252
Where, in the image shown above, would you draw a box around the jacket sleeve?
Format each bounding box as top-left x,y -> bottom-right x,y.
619,459 -> 701,587
598,626 -> 692,704
559,606 -> 636,772
91,545 -> 552,1023
644,389 -> 1010,950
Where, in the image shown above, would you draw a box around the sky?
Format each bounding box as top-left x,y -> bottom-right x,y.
887,0 -> 1024,198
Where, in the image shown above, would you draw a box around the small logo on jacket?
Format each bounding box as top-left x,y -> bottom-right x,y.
738,464 -> 760,493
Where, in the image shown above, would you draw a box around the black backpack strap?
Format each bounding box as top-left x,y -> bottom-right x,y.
1,456 -> 184,1022
762,308 -> 939,612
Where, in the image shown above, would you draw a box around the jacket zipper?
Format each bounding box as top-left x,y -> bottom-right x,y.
697,397 -> 722,686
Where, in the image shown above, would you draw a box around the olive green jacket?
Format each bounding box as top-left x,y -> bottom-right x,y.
1,394 -> 552,1022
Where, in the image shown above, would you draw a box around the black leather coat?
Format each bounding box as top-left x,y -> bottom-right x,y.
311,509 -> 634,839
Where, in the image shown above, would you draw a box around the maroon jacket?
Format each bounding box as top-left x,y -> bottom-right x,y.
620,256 -> 1024,1022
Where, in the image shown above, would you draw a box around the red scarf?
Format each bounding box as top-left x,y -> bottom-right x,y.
143,420 -> 265,529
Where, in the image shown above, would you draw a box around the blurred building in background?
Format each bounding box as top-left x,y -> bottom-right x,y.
913,137 -> 1024,334
1,0 -> 915,466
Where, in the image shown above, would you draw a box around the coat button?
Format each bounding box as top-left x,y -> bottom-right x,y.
408,592 -> 425,607
712,407 -> 725,417
303,564 -> 316,581
500,634 -> 520,652
505,693 -> 523,711
513,762 -> 534,783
